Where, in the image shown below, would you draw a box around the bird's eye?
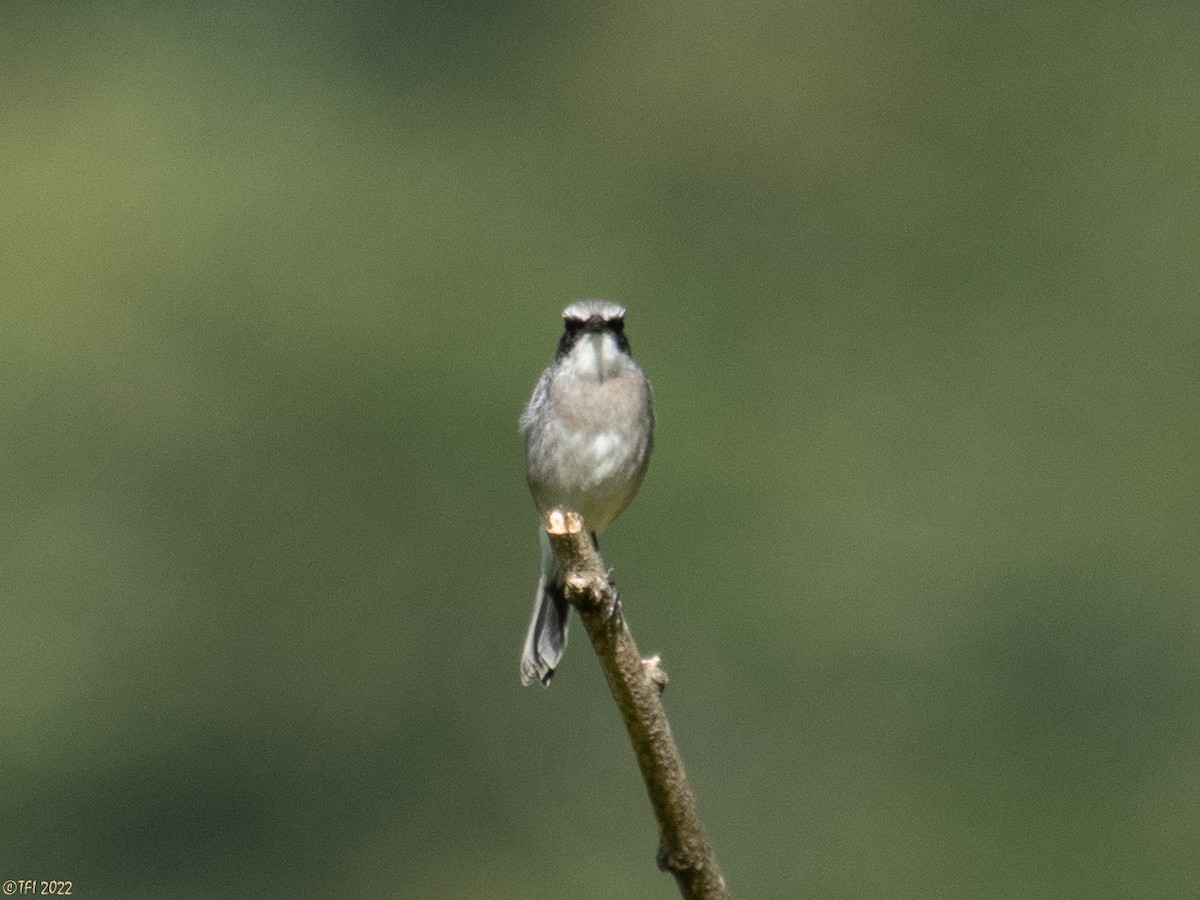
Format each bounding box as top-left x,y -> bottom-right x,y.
609,319 -> 625,333
564,318 -> 583,333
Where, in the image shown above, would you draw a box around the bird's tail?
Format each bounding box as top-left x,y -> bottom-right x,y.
520,571 -> 568,687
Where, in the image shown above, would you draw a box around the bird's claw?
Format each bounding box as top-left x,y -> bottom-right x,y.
605,583 -> 623,622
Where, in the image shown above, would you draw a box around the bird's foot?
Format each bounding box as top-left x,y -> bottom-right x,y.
605,580 -> 623,622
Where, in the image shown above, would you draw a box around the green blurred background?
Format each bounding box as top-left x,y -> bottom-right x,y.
3,2 -> 1198,897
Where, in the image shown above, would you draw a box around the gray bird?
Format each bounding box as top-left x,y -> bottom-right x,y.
519,299 -> 655,686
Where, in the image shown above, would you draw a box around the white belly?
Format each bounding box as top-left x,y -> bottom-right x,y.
527,418 -> 649,534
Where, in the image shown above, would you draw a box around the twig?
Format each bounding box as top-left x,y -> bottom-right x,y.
544,510 -> 731,900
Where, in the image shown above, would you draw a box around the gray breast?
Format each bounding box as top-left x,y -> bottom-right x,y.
524,363 -> 653,534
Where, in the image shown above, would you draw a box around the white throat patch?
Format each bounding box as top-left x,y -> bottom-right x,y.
563,331 -> 622,379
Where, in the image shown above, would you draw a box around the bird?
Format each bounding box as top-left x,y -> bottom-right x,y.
519,299 -> 655,686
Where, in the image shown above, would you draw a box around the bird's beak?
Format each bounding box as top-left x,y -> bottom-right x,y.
584,314 -> 606,332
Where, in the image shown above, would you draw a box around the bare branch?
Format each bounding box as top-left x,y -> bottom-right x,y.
544,510 -> 731,900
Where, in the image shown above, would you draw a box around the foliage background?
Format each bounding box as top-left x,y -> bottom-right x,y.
3,3 -> 1198,897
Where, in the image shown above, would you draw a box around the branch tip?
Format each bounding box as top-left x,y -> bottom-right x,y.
545,508 -> 583,535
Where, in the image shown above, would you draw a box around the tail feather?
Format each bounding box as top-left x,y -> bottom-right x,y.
520,577 -> 568,686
